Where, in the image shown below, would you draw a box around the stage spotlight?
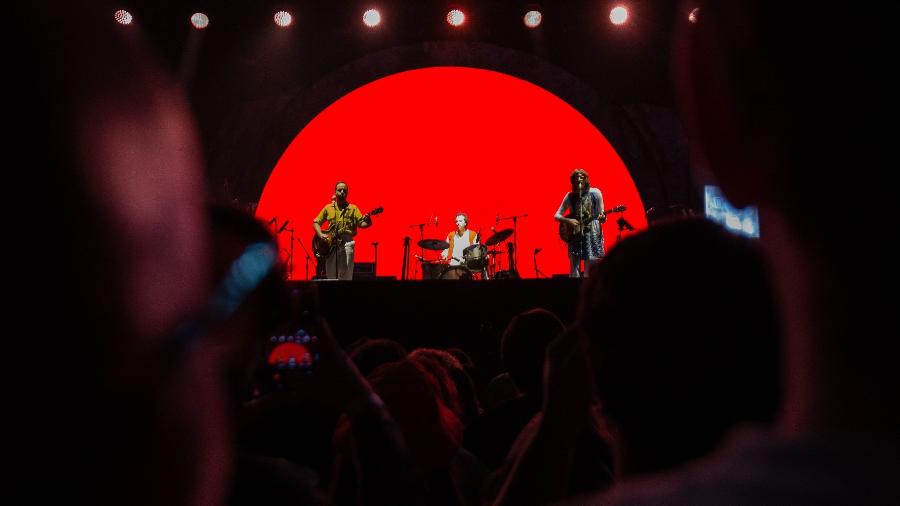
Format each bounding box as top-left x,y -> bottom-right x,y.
274,10 -> 293,28
113,9 -> 133,25
447,9 -> 465,27
688,7 -> 699,23
363,8 -> 382,27
610,6 -> 628,25
190,12 -> 209,30
524,10 -> 542,28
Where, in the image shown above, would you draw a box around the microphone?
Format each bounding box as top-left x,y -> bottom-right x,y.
617,216 -> 635,232
434,215 -> 439,227
277,219 -> 290,233
267,217 -> 277,226
534,248 -> 542,254
496,214 -> 500,223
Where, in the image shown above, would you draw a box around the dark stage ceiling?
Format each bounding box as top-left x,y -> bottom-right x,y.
122,1 -> 694,208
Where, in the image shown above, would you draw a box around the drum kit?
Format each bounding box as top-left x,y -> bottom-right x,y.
416,228 -> 515,280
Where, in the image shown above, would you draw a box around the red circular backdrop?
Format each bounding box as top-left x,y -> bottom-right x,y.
257,66 -> 645,279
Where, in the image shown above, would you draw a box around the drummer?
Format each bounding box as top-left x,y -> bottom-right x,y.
441,213 -> 479,266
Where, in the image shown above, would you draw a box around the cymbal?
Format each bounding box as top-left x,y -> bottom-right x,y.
418,238 -> 450,251
484,228 -> 513,246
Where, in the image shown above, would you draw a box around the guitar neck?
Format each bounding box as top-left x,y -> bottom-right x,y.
359,207 -> 382,223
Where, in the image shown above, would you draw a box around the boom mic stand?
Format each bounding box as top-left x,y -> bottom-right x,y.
409,219 -> 431,279
616,216 -> 635,241
296,237 -> 313,280
533,248 -> 545,278
285,227 -> 295,280
275,219 -> 294,280
401,236 -> 410,281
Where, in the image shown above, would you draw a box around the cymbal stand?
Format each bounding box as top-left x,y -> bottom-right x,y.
497,213 -> 528,273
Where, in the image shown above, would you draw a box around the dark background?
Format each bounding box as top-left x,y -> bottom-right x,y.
122,0 -> 700,216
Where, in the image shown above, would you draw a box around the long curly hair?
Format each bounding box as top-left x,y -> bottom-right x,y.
570,168 -> 590,194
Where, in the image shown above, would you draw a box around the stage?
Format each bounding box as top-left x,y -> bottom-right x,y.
294,277 -> 582,382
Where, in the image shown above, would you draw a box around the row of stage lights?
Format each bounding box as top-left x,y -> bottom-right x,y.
113,6 -> 700,30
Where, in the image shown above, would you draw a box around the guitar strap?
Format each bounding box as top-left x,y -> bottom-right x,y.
333,203 -> 367,247
333,202 -> 349,247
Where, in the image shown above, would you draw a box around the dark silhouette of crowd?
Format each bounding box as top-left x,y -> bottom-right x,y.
13,1 -> 895,505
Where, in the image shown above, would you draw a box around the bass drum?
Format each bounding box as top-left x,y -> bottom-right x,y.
421,262 -> 445,280
492,270 -> 520,280
439,266 -> 472,280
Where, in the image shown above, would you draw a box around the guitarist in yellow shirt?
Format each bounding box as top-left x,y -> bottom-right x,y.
312,181 -> 374,280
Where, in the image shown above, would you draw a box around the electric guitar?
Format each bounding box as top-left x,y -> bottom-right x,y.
558,204 -> 625,243
312,206 -> 383,259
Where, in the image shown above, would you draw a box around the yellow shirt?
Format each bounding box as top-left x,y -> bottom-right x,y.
314,203 -> 365,239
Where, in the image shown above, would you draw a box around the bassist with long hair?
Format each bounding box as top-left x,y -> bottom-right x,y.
554,169 -> 606,277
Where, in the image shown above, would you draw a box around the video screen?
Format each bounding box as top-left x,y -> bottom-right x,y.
704,185 -> 760,238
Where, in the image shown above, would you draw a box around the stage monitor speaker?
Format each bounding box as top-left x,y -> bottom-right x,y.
353,262 -> 376,280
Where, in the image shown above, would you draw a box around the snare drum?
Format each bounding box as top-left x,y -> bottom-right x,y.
463,244 -> 488,271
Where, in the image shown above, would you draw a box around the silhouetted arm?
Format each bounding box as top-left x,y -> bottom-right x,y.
492,327 -> 596,506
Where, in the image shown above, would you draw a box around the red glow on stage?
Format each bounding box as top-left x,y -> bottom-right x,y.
257,67 -> 645,279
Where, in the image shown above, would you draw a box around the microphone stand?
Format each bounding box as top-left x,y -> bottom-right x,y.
401,236 -> 410,281
533,249 -> 545,278
616,216 -> 635,241
296,237 -> 313,280
285,227 -> 295,280
496,213 -> 528,274
276,219 -> 294,280
409,220 -> 430,279
372,241 -> 379,277
578,184 -> 585,275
